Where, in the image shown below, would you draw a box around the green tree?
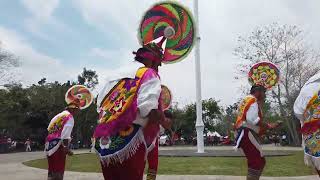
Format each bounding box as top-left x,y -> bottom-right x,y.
0,42 -> 19,84
37,78 -> 46,85
222,103 -> 238,136
0,66 -> 100,149
0,84 -> 29,139
172,99 -> 222,142
78,68 -> 98,89
170,103 -> 186,136
74,68 -> 99,146
202,98 -> 222,132
23,80 -> 70,144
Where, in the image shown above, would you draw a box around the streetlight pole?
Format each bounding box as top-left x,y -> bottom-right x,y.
193,0 -> 204,153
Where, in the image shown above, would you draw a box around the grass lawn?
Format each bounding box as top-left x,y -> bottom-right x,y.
23,151 -> 316,176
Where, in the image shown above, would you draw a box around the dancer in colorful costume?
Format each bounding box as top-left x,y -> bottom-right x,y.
94,2 -> 195,180
294,72 -> 320,176
95,41 -> 166,180
234,62 -> 281,180
45,85 -> 93,180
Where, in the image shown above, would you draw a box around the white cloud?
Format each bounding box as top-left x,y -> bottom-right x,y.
0,27 -> 74,85
71,0 -> 320,106
4,0 -> 320,106
89,48 -> 132,62
90,48 -> 114,60
20,0 -> 73,42
21,0 -> 60,20
71,0 -> 183,46
23,18 -> 54,41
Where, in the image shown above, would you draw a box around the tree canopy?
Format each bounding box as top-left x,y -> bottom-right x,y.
0,68 -> 98,148
0,42 -> 20,85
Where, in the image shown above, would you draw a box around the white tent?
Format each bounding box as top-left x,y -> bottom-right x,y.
159,135 -> 169,145
206,131 -> 221,137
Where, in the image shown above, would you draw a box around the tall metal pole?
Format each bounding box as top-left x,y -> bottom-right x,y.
193,0 -> 204,153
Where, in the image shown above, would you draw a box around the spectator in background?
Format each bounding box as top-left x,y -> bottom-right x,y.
11,140 -> 17,150
90,137 -> 95,152
25,138 -> 31,152
213,135 -> 219,146
208,135 -> 213,146
7,137 -> 12,144
281,134 -> 287,145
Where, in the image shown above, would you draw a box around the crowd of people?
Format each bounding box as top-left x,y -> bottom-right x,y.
0,136 -> 35,153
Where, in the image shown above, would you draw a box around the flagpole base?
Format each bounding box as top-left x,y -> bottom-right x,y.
196,124 -> 205,153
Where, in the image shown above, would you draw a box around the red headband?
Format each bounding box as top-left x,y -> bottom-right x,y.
135,51 -> 162,63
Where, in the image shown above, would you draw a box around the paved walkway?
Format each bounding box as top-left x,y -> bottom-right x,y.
0,146 -> 318,180
159,144 -> 303,151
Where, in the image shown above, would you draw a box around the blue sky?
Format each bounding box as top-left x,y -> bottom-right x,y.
0,0 -> 125,68
1,0 -> 320,106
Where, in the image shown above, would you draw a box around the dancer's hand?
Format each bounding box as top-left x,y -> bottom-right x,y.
67,150 -> 74,156
160,118 -> 172,129
161,110 -> 173,129
147,109 -> 162,122
62,146 -> 69,154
